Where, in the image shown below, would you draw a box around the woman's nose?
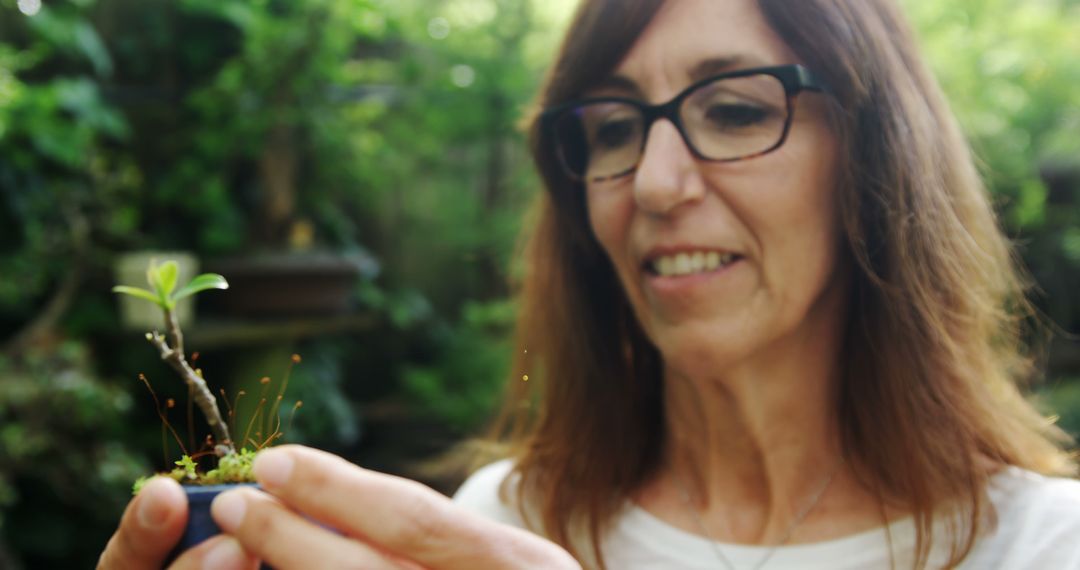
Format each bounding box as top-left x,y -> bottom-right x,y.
632,119 -> 706,215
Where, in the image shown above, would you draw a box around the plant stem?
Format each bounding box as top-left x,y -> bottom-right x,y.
147,309 -> 236,456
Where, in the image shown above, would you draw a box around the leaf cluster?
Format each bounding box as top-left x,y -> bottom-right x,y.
0,342 -> 147,556
111,259 -> 228,312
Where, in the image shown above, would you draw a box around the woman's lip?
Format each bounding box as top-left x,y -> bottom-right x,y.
641,247 -> 741,265
641,253 -> 743,276
643,257 -> 744,294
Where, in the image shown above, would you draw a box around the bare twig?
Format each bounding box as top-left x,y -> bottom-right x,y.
147,309 -> 236,456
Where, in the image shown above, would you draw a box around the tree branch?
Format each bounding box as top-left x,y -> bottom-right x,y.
148,309 -> 235,456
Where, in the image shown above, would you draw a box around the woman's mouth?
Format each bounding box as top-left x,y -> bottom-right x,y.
644,251 -> 742,277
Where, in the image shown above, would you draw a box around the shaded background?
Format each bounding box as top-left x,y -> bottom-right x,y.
0,0 -> 1078,567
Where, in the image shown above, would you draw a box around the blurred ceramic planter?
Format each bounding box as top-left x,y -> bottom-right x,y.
205,251 -> 377,317
115,251 -> 199,330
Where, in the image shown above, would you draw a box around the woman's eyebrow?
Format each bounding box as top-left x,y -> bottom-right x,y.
688,55 -> 756,82
591,54 -> 761,97
588,75 -> 642,97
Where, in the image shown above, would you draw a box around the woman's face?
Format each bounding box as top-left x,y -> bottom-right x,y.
586,0 -> 845,374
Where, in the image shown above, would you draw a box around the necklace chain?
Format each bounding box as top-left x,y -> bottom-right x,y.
672,458 -> 844,570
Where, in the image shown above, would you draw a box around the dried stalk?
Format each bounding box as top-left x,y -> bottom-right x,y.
147,308 -> 236,456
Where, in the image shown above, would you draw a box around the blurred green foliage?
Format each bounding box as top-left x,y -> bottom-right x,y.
0,0 -> 1078,567
1036,380 -> 1080,439
0,0 -> 571,565
903,0 -> 1080,327
402,298 -> 516,431
0,343 -> 147,567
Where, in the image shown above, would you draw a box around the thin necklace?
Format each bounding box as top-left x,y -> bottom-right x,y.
672,458 -> 845,570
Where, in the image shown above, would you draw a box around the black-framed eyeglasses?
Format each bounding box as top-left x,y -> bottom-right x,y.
541,64 -> 828,183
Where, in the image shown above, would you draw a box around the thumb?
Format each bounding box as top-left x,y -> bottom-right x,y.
98,477 -> 188,570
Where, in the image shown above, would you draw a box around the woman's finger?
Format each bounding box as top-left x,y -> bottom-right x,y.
167,535 -> 258,570
97,477 -> 189,570
250,445 -> 580,570
210,486 -> 415,570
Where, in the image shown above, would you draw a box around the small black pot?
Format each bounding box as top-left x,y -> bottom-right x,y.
166,483 -> 266,568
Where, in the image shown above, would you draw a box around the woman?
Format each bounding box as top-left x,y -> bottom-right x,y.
98,0 -> 1080,568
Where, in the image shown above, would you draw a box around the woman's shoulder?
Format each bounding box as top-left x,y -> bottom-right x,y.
988,466 -> 1080,516
451,459 -> 531,529
963,466 -> 1080,567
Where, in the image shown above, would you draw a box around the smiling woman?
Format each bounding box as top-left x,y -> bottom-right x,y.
453,0 -> 1080,568
96,0 -> 1080,569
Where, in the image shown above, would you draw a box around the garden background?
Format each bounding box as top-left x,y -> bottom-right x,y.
1,0 -> 1078,567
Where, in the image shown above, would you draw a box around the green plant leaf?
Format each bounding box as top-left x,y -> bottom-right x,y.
111,285 -> 165,307
171,273 -> 229,303
175,455 -> 197,473
145,259 -> 170,308
157,261 -> 180,297
145,259 -> 156,290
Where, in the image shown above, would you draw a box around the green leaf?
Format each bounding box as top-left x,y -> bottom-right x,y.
145,260 -> 169,308
111,286 -> 165,308
156,261 -> 179,298
73,20 -> 113,78
172,455 -> 198,480
145,259 -> 158,291
171,273 -> 229,303
175,455 -> 197,473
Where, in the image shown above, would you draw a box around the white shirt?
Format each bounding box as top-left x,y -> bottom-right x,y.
452,459 -> 1080,569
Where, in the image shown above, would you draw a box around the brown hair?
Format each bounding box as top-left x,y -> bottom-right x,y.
484,0 -> 1077,567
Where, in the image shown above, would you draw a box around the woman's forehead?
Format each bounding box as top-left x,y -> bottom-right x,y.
608,0 -> 796,97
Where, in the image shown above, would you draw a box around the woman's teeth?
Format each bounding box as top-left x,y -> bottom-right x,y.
651,251 -> 737,277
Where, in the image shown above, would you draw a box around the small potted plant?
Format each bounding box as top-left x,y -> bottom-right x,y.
113,258 -> 297,560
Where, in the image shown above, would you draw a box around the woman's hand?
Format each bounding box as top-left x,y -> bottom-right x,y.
96,476 -> 261,570
192,445 -> 578,570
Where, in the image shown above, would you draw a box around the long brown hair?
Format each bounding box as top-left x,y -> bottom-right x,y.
484,0 -> 1077,567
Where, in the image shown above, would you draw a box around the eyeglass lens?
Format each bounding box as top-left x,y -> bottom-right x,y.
553,73 -> 789,182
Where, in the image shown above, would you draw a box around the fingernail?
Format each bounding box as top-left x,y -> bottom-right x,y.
137,479 -> 172,528
202,536 -> 249,570
211,490 -> 247,533
253,448 -> 294,490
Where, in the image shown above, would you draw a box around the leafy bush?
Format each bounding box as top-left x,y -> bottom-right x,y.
402,299 -> 515,431
0,342 -> 147,568
904,0 -> 1080,330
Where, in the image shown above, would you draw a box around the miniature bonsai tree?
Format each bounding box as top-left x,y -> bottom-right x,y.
115,259 -> 263,490
114,259 -> 235,456
115,259 -> 302,492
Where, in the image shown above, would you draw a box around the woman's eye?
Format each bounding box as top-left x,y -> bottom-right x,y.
704,103 -> 771,129
592,118 -> 638,149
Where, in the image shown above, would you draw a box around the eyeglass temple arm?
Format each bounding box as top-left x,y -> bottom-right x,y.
794,65 -> 829,94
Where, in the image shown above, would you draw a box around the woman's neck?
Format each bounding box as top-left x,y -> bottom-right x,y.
638,277 -> 894,544
659,335 -> 846,542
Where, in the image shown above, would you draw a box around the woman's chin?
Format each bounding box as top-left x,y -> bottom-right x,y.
652,325 -> 760,377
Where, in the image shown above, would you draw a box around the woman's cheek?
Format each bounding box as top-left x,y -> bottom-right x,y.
587,190 -> 633,263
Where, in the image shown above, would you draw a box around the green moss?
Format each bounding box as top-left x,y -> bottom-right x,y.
131,448 -> 257,495
202,448 -> 257,485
